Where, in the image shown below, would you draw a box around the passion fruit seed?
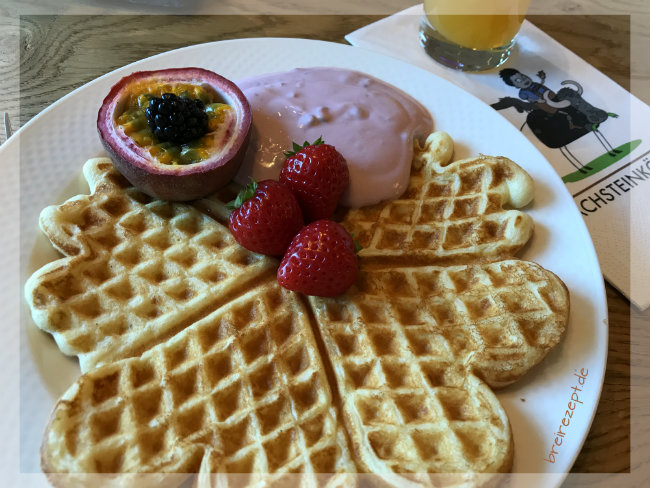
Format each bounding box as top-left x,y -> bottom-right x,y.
144,93 -> 209,144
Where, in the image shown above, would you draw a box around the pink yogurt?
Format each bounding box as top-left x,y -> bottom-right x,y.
235,68 -> 433,208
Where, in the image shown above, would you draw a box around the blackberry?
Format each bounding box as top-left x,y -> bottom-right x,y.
144,93 -> 209,144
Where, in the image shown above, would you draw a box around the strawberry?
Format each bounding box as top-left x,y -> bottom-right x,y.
277,219 -> 359,297
227,179 -> 303,256
279,138 -> 349,222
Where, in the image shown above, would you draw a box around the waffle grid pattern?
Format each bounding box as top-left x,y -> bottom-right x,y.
26,160 -> 272,371
310,259 -> 567,475
43,283 -> 356,479
342,134 -> 534,263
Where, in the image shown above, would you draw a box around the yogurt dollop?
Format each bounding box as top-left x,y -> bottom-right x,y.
235,68 -> 433,208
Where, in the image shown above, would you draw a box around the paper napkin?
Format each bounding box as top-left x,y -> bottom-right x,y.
346,4 -> 650,310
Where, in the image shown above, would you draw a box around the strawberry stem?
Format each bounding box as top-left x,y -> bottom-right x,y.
226,179 -> 257,210
283,136 -> 324,157
354,239 -> 363,254
350,232 -> 363,254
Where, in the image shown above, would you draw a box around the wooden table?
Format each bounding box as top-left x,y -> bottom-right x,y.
5,11 -> 648,485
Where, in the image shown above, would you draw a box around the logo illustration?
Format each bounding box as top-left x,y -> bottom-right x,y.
491,68 -> 640,183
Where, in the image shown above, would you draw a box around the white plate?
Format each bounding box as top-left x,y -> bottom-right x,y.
5,38 -> 607,486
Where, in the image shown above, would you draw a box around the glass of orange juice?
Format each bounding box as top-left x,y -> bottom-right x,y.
419,0 -> 530,71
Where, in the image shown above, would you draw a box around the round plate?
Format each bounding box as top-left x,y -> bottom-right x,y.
7,38 -> 607,485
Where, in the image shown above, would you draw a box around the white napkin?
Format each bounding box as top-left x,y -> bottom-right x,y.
346,4 -> 650,310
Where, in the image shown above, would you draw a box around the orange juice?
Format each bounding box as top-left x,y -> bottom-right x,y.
424,0 -> 529,50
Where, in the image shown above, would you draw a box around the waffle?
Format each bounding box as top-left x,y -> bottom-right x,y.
25,158 -> 275,372
41,279 -> 357,486
28,130 -> 569,486
341,132 -> 535,265
309,259 -> 568,483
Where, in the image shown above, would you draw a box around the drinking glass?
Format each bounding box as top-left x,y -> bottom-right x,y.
419,0 -> 530,71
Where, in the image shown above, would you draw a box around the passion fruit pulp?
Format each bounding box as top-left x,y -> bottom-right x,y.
97,68 -> 252,201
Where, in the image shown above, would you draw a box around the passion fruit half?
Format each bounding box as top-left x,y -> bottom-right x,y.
97,67 -> 251,201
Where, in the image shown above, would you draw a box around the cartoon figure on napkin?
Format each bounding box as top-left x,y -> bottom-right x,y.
498,69 -> 556,111
491,68 -> 636,182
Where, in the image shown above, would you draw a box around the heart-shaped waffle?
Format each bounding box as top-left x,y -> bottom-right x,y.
309,259 -> 568,479
25,159 -> 275,372
41,281 -> 357,486
26,131 -> 569,487
341,132 -> 535,265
